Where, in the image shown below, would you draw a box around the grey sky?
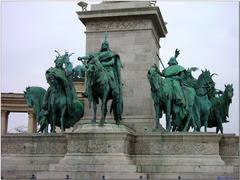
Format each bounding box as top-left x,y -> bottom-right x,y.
1,1 -> 239,134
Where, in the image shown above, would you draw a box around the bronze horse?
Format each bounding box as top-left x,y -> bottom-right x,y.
147,64 -> 198,131
208,84 -> 233,133
85,56 -> 121,125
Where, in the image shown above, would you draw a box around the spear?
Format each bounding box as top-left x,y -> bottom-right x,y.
156,53 -> 165,70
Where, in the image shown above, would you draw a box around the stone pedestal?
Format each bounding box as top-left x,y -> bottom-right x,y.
1,132 -> 238,179
38,124 -> 146,179
220,134 -> 239,178
77,1 -> 167,132
134,133 -> 234,179
1,134 -> 67,179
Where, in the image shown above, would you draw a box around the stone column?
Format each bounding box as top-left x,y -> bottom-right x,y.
28,111 -> 37,133
73,80 -> 85,99
77,1 -> 167,132
1,110 -> 9,135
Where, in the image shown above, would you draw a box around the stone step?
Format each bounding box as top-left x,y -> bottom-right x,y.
37,171 -> 147,180
59,153 -> 135,165
2,170 -> 238,180
1,170 -> 40,179
137,164 -> 234,173
1,164 -> 49,171
134,155 -> 226,166
150,172 -> 238,180
50,164 -> 137,172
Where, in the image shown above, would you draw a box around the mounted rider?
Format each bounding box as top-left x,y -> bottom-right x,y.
162,49 -> 186,108
78,33 -> 123,121
42,52 -> 77,121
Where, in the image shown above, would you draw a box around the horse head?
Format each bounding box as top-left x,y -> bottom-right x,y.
224,84 -> 234,102
196,69 -> 216,96
147,64 -> 161,90
86,56 -> 103,77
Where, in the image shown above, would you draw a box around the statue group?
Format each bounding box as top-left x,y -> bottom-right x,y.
24,52 -> 84,133
24,33 -> 123,132
148,49 -> 233,133
24,33 -> 233,134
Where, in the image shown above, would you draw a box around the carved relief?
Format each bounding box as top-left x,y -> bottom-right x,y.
87,19 -> 150,32
1,137 -> 67,154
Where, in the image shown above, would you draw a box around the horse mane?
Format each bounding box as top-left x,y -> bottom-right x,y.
25,86 -> 46,103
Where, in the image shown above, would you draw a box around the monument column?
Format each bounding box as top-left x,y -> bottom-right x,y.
1,110 -> 9,135
77,1 -> 167,132
28,110 -> 37,133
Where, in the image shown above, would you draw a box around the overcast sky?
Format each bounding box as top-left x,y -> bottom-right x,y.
1,1 -> 239,134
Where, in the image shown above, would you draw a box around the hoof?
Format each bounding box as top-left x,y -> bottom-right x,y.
91,120 -> 97,124
99,123 -> 104,127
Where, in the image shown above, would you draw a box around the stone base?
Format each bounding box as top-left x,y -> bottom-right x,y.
1,128 -> 239,180
77,115 -> 166,133
38,123 -> 145,179
73,122 -> 135,133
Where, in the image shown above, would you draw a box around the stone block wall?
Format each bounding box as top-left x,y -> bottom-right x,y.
1,134 -> 67,179
219,134 -> 239,177
1,132 -> 239,179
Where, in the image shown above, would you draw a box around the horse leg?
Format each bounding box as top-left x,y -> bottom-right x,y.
52,112 -> 56,133
166,101 -> 171,131
219,116 -> 223,134
183,115 -> 190,132
92,100 -> 97,124
203,114 -> 209,132
153,103 -> 160,130
219,120 -> 223,134
216,114 -> 223,134
192,116 -> 197,132
60,106 -> 66,133
100,95 -> 107,126
44,121 -> 48,133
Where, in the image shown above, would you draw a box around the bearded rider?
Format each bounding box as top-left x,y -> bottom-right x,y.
78,33 -> 123,120
162,49 -> 186,108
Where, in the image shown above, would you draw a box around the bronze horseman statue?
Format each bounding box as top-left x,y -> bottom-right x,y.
78,33 -> 123,126
147,49 -> 233,133
24,51 -> 84,133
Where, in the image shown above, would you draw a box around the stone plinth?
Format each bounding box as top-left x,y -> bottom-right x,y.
134,133 -> 234,179
37,124 -> 147,179
1,134 -> 67,179
77,1 -> 167,132
220,134 -> 239,178
1,132 -> 239,179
